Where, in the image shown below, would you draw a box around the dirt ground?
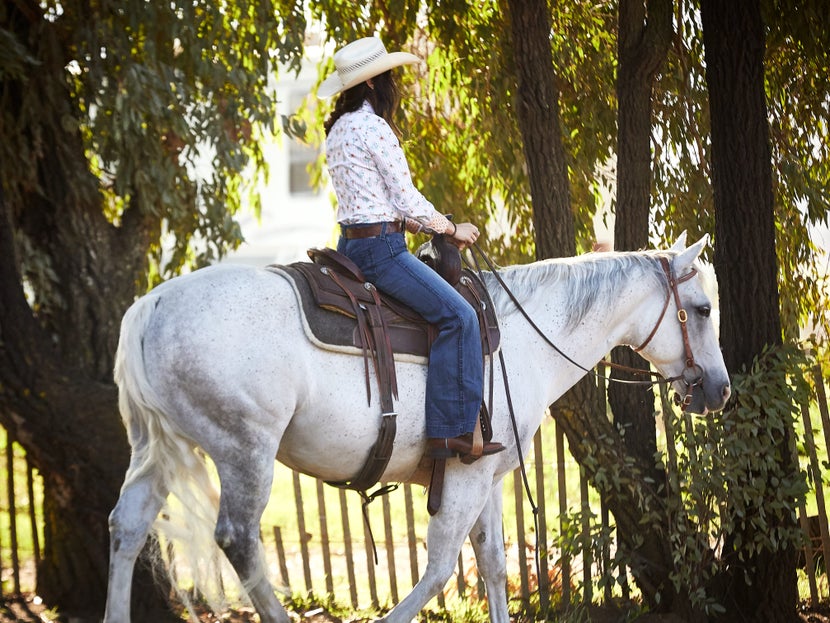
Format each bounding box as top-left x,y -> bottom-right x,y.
1,595 -> 829,623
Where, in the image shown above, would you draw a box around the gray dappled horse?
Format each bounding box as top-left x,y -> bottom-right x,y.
104,234 -> 730,623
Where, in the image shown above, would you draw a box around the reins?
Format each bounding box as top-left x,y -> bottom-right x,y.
357,243 -> 705,579
467,245 -> 703,400
464,243 -> 705,612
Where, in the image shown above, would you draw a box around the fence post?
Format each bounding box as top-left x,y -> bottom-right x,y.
6,431 -> 20,595
273,526 -> 291,592
579,468 -> 591,604
800,400 -> 830,590
556,421 -> 571,605
512,468 -> 529,603
404,484 -> 419,589
292,471 -> 313,594
315,480 -> 334,595
812,365 -> 830,468
338,489 -> 359,608
382,493 -> 398,603
26,459 -> 40,563
789,417 -> 820,605
600,499 -> 611,602
533,429 -> 550,614
361,502 -> 380,609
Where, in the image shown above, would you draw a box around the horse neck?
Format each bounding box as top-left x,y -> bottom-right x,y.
489,254 -> 663,384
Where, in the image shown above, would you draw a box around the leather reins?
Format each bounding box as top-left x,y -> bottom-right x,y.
467,246 -> 705,409
464,245 -> 705,613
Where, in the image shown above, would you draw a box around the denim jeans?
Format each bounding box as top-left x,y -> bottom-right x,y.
338,226 -> 482,438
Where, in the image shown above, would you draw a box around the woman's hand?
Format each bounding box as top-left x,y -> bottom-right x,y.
448,222 -> 480,249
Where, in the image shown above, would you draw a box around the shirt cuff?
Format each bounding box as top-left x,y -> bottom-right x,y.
428,213 -> 453,235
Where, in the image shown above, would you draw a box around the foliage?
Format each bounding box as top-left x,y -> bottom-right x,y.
667,344 -> 810,610
302,1 -> 830,338
3,1 -> 827,329
713,344 -> 810,552
553,344 -> 813,616
301,0 -> 618,264
763,0 -> 830,340
653,1 -> 830,339
668,345 -> 808,614
1,0 -> 309,281
554,507 -> 624,601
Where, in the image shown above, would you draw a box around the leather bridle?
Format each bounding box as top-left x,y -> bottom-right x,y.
632,256 -> 703,409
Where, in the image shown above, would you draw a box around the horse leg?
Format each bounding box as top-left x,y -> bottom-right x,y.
104,462 -> 166,623
469,487 -> 510,623
382,471 -> 491,623
213,457 -> 289,623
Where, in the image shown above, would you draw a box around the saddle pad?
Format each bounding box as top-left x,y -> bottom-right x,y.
270,262 -> 499,360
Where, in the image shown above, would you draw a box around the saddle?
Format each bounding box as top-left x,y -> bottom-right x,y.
274,236 -> 500,503
284,247 -> 499,362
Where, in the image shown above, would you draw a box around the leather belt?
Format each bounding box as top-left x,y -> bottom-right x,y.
342,221 -> 403,239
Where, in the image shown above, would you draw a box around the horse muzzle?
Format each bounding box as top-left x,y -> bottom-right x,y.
673,368 -> 731,414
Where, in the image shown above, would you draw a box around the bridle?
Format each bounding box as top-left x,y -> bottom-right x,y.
632,256 -> 703,409
468,247 -> 705,411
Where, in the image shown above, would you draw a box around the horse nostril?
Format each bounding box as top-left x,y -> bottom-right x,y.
722,384 -> 731,400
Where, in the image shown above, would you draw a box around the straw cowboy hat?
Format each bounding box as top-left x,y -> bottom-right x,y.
317,37 -> 420,98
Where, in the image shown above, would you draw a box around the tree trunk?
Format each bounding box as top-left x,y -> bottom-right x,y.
611,0 -> 671,480
700,1 -> 796,621
502,0 -> 574,260
609,0 -> 679,612
0,192 -> 175,620
0,23 -> 170,612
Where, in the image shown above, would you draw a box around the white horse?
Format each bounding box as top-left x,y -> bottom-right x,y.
104,234 -> 730,623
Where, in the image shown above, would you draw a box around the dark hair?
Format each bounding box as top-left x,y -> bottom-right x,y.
324,70 -> 402,137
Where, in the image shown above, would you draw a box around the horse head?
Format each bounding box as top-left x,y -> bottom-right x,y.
635,234 -> 731,414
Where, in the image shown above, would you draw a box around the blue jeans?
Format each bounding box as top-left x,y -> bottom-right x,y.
338,227 -> 482,438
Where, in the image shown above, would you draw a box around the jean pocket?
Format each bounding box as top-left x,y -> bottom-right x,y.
341,238 -> 374,270
383,232 -> 407,257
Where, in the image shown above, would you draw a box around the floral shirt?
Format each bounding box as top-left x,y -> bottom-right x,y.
326,100 -> 451,234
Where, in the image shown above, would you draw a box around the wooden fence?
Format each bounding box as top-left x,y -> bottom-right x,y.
0,365 -> 828,612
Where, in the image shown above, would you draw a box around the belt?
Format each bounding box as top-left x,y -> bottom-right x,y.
342,221 -> 403,239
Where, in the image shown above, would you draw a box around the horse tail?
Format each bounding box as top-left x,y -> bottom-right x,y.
114,292 -> 242,616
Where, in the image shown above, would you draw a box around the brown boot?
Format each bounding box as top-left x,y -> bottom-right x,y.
426,433 -> 505,460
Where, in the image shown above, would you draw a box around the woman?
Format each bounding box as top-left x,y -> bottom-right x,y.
319,37 -> 504,461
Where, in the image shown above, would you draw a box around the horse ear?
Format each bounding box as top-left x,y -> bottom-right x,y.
673,234 -> 709,274
669,231 -> 688,252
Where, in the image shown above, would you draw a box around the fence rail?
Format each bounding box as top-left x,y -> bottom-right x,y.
1,366 -> 828,612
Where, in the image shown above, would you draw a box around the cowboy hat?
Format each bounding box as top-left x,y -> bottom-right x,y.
317,37 -> 420,99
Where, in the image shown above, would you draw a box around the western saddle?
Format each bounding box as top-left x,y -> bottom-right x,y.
274,235 -> 500,513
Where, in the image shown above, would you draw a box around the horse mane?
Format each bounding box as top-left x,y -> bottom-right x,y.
481,251 -> 671,328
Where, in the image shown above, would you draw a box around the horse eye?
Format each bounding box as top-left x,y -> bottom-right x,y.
698,305 -> 711,318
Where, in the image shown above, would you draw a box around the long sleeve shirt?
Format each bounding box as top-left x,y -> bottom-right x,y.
326,100 -> 451,234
